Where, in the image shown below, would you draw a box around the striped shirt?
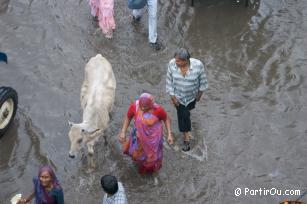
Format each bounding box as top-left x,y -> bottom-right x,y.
102,182 -> 128,204
166,58 -> 208,106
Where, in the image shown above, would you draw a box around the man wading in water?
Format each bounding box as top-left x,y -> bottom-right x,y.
166,48 -> 208,151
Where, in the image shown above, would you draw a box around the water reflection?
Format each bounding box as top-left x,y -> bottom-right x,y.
0,0 -> 9,13
0,116 -> 18,168
0,111 -> 53,203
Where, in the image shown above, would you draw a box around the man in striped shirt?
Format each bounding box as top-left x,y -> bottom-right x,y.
166,48 -> 208,151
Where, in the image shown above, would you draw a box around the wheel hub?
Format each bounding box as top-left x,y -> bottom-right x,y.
0,98 -> 14,129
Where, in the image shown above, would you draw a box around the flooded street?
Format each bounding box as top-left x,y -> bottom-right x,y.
1,0 -> 306,203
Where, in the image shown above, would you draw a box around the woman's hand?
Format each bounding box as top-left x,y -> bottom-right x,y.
17,198 -> 27,204
167,132 -> 174,145
118,131 -> 126,143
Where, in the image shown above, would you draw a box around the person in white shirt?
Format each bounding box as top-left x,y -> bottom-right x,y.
101,175 -> 128,204
166,48 -> 208,151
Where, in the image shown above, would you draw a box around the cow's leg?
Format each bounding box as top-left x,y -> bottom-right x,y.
87,140 -> 96,171
80,81 -> 88,109
84,129 -> 104,172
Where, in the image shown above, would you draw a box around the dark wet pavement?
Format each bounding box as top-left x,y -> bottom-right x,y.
0,0 -> 307,203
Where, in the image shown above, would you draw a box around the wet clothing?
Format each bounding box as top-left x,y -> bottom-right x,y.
124,99 -> 166,173
132,0 -> 157,43
102,182 -> 128,204
166,58 -> 208,133
127,102 -> 167,121
166,58 -> 208,106
176,100 -> 196,132
89,0 -> 115,36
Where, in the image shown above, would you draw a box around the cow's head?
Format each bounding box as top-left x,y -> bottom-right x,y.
68,121 -> 87,158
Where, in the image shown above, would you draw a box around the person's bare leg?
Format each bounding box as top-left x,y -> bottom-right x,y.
182,132 -> 191,151
184,132 -> 190,142
153,172 -> 159,186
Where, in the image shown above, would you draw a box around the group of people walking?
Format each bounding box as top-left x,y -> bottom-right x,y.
119,48 -> 208,176
15,48 -> 208,204
15,0 -> 208,203
89,0 -> 161,50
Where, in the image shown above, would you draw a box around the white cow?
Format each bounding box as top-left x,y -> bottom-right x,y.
68,54 -> 116,169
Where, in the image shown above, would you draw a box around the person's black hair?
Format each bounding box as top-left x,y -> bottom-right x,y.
101,175 -> 118,195
174,48 -> 190,61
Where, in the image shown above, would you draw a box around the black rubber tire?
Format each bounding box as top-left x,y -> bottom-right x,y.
0,86 -> 18,137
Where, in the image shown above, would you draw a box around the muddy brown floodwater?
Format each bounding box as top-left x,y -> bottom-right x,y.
0,0 -> 306,203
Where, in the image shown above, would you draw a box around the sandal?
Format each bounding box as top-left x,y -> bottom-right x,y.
182,141 -> 190,152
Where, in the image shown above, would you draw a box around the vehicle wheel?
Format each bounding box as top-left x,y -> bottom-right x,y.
0,86 -> 18,137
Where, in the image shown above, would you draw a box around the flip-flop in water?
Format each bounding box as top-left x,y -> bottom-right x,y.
182,141 -> 190,152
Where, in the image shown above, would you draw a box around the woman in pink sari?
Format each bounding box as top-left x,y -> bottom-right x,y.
89,0 -> 115,38
119,93 -> 174,174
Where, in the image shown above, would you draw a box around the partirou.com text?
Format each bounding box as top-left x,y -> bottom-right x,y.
235,187 -> 301,197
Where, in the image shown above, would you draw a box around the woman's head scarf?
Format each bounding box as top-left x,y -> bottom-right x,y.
34,165 -> 61,204
139,93 -> 154,110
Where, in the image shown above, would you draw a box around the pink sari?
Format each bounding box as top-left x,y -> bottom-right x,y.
124,100 -> 164,174
89,0 -> 115,37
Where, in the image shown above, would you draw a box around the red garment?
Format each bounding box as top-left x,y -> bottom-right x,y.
127,102 -> 167,121
124,100 -> 165,174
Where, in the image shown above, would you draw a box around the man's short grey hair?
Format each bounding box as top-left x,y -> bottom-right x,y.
174,48 -> 190,61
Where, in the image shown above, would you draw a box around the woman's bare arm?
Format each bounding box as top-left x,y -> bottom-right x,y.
17,191 -> 34,204
163,116 -> 174,144
118,115 -> 132,143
